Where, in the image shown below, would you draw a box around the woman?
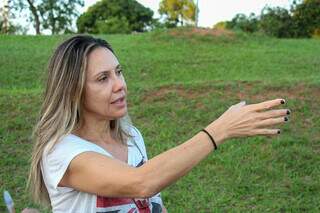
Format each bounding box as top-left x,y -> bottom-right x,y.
27,35 -> 290,212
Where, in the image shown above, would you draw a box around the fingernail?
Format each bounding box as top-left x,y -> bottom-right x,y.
281,100 -> 285,104
286,110 -> 291,115
284,117 -> 289,122
277,130 -> 281,134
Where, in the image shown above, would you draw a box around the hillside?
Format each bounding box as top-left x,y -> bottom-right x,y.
0,30 -> 319,212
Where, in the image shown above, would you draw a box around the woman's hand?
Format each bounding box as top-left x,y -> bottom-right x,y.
206,98 -> 290,146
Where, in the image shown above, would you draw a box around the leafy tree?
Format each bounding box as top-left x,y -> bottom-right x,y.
291,0 -> 320,37
259,6 -> 295,38
39,0 -> 84,34
13,0 -> 84,34
77,0 -> 153,34
158,0 -> 196,27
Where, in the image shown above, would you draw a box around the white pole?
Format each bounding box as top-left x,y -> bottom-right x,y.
195,0 -> 199,27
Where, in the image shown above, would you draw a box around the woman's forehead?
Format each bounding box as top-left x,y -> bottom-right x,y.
87,47 -> 119,77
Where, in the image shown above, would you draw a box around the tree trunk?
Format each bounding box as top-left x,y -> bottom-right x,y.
26,0 -> 41,34
48,1 -> 56,35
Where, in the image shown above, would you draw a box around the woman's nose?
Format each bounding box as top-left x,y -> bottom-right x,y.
113,75 -> 125,92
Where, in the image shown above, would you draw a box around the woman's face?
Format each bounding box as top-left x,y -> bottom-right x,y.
82,47 -> 127,120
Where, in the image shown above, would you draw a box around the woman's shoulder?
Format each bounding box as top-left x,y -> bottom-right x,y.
128,124 -> 148,158
128,125 -> 144,144
129,124 -> 143,139
43,133 -> 109,159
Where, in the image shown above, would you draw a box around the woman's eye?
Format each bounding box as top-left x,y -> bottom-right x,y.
99,70 -> 122,82
99,76 -> 107,81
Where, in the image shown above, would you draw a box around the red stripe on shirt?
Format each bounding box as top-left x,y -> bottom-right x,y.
96,195 -> 133,207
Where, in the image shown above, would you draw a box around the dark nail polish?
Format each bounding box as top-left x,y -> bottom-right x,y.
281,100 -> 285,104
286,110 -> 291,115
277,130 -> 281,134
284,117 -> 289,122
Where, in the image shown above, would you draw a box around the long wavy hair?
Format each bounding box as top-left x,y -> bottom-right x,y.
27,35 -> 134,207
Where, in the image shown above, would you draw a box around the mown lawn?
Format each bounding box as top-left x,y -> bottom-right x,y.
0,29 -> 319,212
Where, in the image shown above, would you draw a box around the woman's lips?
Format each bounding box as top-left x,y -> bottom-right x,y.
111,97 -> 126,107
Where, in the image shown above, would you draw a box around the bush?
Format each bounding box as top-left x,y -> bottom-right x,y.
226,13 -> 259,33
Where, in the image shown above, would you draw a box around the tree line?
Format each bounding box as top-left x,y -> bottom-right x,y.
1,0 -> 319,38
0,0 -> 196,35
222,0 -> 320,38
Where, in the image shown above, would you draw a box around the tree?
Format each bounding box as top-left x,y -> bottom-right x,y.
77,0 -> 153,34
13,0 -> 84,34
26,0 -> 41,34
158,0 -> 196,27
259,6 -> 295,38
40,0 -> 84,34
0,0 -> 24,34
12,0 -> 41,34
291,0 -> 320,37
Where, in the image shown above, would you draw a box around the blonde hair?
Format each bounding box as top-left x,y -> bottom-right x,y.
27,35 -> 134,207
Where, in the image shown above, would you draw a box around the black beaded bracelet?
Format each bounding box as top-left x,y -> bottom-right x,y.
201,129 -> 218,150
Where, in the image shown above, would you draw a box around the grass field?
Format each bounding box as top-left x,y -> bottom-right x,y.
0,29 -> 319,212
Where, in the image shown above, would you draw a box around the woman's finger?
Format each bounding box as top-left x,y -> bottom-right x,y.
256,117 -> 288,128
253,129 -> 281,136
247,98 -> 285,112
258,109 -> 290,120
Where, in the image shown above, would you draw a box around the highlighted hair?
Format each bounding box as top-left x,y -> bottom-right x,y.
27,35 -> 133,207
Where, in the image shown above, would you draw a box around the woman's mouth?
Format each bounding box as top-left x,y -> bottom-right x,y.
111,97 -> 126,107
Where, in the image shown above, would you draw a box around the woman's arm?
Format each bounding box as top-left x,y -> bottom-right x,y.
59,127 -> 218,198
60,99 -> 289,198
138,99 -> 288,197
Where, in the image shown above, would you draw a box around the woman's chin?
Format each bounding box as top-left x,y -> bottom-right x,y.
111,109 -> 128,119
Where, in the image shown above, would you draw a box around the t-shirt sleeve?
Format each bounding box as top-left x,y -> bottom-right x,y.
42,136 -> 110,191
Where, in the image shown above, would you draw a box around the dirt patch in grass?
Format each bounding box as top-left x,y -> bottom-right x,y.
142,85 -> 209,103
142,82 -> 320,103
237,84 -> 318,101
142,81 -> 320,141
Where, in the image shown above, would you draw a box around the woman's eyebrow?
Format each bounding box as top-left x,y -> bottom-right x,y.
94,64 -> 121,77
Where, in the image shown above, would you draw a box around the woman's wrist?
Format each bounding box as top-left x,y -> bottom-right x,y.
205,120 -> 228,146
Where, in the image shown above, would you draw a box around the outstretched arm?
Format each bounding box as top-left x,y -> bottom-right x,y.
59,99 -> 289,199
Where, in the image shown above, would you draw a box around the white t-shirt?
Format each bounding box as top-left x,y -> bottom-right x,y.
41,125 -> 163,213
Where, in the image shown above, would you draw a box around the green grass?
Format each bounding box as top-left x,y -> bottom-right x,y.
0,29 -> 319,212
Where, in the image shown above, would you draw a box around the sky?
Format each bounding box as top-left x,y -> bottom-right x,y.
2,0 -> 294,34
84,0 -> 293,27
